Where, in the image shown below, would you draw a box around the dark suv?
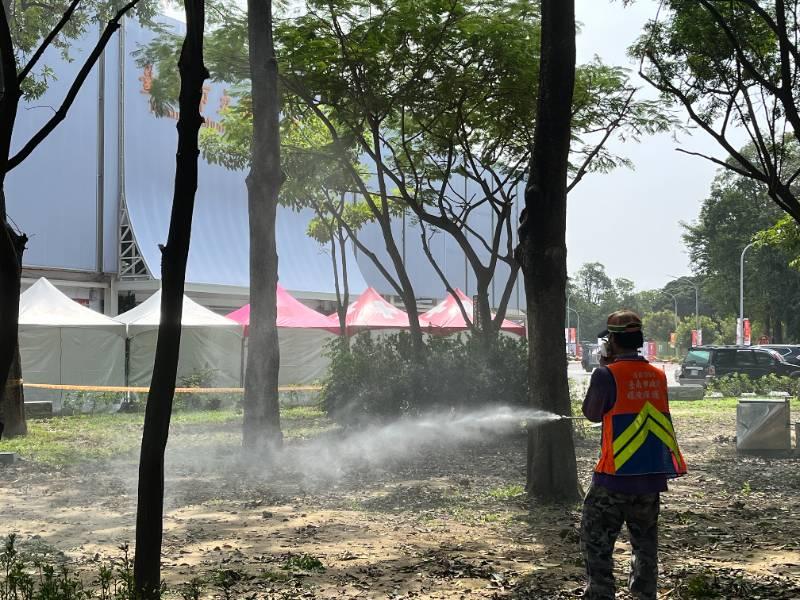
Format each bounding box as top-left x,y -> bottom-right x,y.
754,344 -> 800,368
676,345 -> 800,386
581,342 -> 600,372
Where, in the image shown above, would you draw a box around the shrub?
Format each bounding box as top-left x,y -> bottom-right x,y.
171,368 -> 240,413
0,535 -> 142,600
321,333 -> 528,426
62,392 -> 121,415
706,373 -> 800,397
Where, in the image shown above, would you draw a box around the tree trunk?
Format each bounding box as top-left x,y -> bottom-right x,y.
133,1 -> 207,596
494,263 -> 520,328
338,228 -> 350,335
473,284 -> 496,349
0,0 -> 24,440
331,227 -> 350,337
517,0 -> 581,503
1,344 -> 26,437
0,213 -> 27,438
242,0 -> 283,453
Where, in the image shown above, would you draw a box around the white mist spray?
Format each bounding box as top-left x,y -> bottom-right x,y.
269,405 -> 561,480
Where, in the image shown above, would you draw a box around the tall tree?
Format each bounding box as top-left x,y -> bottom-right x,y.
134,0 -> 286,451
516,0 -> 580,501
278,0 -> 669,349
241,0 -> 283,452
683,163 -> 800,341
0,0 -> 146,437
144,0 -> 669,352
632,0 -> 800,224
133,0 -> 208,594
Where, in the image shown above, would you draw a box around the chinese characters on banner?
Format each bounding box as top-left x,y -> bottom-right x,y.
645,341 -> 657,361
691,329 -> 703,347
669,332 -> 677,348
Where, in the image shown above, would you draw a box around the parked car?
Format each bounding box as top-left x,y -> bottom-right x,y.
581,342 -> 600,372
754,344 -> 800,368
676,345 -> 800,386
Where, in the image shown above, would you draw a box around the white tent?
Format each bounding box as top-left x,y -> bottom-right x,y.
117,290 -> 243,387
19,278 -> 126,405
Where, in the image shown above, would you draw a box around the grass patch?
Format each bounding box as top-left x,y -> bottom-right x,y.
282,554 -> 325,573
0,407 -> 332,467
486,484 -> 525,501
670,397 -> 738,420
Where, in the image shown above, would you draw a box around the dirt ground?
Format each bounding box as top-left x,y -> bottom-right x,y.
1,405 -> 799,599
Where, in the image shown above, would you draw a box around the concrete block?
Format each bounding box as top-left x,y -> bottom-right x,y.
668,385 -> 705,401
0,453 -> 18,465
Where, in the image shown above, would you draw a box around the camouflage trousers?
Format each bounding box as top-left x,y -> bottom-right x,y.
580,485 -> 660,600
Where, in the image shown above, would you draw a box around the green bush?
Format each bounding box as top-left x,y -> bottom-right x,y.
0,535 -> 141,600
62,392 -> 121,415
707,372 -> 800,397
321,333 -> 528,426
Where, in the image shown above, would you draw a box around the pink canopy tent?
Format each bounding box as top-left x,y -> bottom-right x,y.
334,287 -> 429,333
227,285 -> 339,385
421,288 -> 526,336
226,285 -> 338,334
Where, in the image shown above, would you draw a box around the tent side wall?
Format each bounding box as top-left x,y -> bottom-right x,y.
241,329 -> 336,386
127,327 -> 243,387
278,329 -> 336,385
19,326 -> 126,409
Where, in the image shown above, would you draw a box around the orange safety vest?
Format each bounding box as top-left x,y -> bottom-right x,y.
595,359 -> 687,477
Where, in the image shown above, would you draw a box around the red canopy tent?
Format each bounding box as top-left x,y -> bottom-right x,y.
421,288 -> 526,336
335,287 -> 429,333
226,285 -> 337,334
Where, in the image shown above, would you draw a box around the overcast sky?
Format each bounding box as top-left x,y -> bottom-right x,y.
570,0 -> 730,290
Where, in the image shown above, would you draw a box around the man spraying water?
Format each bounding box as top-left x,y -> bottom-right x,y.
581,310 -> 687,600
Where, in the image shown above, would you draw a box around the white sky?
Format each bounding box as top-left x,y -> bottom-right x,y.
571,0 -> 731,289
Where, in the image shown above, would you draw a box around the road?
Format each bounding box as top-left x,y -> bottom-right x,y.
567,360 -> 681,385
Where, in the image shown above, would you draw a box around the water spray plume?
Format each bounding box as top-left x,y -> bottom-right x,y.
267,405 -> 567,481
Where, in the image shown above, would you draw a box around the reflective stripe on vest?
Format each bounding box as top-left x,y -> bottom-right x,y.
595,360 -> 687,477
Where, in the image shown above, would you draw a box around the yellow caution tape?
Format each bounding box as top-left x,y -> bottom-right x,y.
21,383 -> 321,393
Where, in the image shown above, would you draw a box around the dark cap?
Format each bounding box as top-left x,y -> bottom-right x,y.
598,309 -> 642,338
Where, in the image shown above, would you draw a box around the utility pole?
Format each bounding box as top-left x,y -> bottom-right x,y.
567,305 -> 580,343
739,242 -> 755,345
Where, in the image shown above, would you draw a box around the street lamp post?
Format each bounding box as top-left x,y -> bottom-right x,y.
662,290 -> 679,358
739,242 -> 756,345
566,292 -> 572,330
668,275 -> 700,332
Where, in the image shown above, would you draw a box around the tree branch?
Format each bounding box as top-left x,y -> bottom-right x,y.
17,0 -> 81,83
419,222 -> 474,331
8,0 -> 141,171
567,88 -> 635,193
